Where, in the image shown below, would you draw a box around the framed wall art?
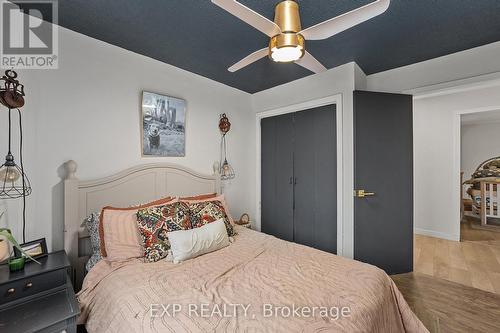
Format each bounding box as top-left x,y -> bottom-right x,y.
141,91 -> 186,157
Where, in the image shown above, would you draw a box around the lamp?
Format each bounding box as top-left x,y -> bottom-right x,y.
218,114 -> 235,180
0,70 -> 31,243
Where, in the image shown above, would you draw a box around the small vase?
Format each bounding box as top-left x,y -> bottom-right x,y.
8,256 -> 25,272
0,238 -> 9,261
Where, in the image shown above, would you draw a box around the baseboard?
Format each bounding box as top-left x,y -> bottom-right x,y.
414,228 -> 460,241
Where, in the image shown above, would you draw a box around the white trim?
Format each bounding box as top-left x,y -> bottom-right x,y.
414,228 -> 459,242
255,94 -> 344,256
408,74 -> 500,100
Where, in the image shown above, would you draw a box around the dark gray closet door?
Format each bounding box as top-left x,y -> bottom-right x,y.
354,90 -> 413,275
261,113 -> 294,241
294,105 -> 337,253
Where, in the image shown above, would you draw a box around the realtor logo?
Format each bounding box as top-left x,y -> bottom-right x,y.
1,0 -> 58,69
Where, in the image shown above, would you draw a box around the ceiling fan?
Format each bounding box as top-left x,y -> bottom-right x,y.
212,0 -> 390,73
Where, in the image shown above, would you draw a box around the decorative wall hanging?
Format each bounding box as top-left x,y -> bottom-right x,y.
219,113 -> 235,180
0,69 -> 32,243
141,91 -> 186,157
236,213 -> 250,225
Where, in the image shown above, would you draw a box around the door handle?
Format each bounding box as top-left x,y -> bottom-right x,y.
354,189 -> 376,198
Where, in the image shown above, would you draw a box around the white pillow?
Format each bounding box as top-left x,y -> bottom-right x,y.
168,219 -> 230,263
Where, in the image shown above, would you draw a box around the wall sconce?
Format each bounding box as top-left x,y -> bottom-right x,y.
219,113 -> 235,180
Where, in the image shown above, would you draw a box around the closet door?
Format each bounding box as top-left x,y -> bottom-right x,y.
294,105 -> 337,253
261,113 -> 294,241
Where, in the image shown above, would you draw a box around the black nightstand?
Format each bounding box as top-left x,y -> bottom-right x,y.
0,250 -> 79,333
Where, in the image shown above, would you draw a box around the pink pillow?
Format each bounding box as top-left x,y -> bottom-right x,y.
99,197 -> 174,260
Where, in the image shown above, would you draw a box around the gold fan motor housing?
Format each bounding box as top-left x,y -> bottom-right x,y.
269,0 -> 305,59
274,0 -> 301,33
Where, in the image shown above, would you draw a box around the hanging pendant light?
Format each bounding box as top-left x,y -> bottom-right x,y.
220,141 -> 235,180
219,113 -> 235,180
0,153 -> 32,199
0,70 -> 31,243
0,108 -> 31,199
0,70 -> 31,199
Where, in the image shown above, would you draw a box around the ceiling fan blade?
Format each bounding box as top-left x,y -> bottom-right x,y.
294,51 -> 327,74
228,48 -> 269,72
212,0 -> 281,37
299,0 -> 390,40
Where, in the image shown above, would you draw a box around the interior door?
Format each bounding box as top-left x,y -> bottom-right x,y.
261,113 -> 294,241
354,91 -> 413,275
294,105 -> 337,253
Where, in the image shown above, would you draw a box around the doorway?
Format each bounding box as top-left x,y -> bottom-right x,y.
414,107 -> 500,294
460,110 -> 500,242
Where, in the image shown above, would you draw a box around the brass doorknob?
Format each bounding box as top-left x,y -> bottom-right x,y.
354,189 -> 376,198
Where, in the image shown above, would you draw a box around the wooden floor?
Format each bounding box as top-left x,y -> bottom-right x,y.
461,215 -> 500,245
392,273 -> 500,333
414,218 -> 500,294
406,218 -> 500,332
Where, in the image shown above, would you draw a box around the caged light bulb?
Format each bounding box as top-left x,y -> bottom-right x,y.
0,167 -> 21,183
223,163 -> 230,175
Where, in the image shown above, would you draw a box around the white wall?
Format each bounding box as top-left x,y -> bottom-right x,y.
461,121 -> 500,188
251,62 -> 359,258
0,27 -> 254,251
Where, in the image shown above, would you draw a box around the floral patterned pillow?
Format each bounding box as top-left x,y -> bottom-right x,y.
188,200 -> 235,237
136,201 -> 191,262
84,212 -> 102,272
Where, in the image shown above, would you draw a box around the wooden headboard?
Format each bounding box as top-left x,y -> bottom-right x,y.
63,160 -> 221,290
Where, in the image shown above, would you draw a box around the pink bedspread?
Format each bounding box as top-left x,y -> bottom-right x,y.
77,226 -> 427,333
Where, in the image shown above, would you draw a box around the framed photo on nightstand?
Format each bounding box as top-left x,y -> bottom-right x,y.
14,238 -> 48,261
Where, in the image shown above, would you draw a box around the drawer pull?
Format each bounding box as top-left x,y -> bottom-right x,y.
25,282 -> 33,288
7,288 -> 15,294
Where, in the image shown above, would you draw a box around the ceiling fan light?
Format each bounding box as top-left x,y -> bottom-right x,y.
269,33 -> 305,63
271,45 -> 303,62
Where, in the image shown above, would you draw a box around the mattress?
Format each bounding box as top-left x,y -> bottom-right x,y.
77,226 -> 427,333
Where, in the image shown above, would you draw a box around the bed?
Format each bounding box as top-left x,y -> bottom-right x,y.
63,160 -> 427,332
464,157 -> 500,227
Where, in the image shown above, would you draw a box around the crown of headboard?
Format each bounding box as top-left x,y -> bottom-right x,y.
63,160 -> 221,290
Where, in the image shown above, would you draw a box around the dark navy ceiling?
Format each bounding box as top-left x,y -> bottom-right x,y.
53,0 -> 500,93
